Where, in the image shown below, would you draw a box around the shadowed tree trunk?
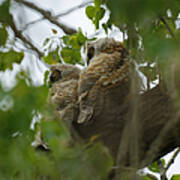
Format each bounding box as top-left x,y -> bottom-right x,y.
73,82 -> 180,177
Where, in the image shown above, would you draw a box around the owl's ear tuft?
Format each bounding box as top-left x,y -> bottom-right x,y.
50,69 -> 62,83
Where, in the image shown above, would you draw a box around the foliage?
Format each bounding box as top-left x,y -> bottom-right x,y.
171,175 -> 180,180
0,50 -> 24,71
0,26 -> 8,46
42,29 -> 91,65
105,0 -> 180,64
0,0 -> 12,25
86,0 -> 105,29
0,0 -> 180,179
148,159 -> 165,173
0,72 -> 113,179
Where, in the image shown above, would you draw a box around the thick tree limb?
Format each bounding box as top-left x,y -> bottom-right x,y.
21,1 -> 93,31
73,83 -> 180,178
14,0 -> 77,35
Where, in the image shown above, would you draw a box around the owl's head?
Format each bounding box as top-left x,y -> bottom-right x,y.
87,38 -> 126,64
49,64 -> 81,84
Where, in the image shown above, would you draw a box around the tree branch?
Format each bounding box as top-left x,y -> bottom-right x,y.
160,17 -> 175,38
55,0 -> 93,18
14,0 -> 77,35
21,0 -> 92,32
10,19 -> 44,58
146,173 -> 159,180
161,148 -> 180,180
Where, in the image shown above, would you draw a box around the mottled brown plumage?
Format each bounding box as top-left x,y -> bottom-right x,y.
77,38 -> 130,124
49,64 -> 80,131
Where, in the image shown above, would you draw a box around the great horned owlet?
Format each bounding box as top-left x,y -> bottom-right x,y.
77,38 -> 130,124
49,64 -> 80,131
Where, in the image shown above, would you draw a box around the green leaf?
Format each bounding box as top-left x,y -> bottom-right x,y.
148,161 -> 160,173
97,7 -> 105,20
0,49 -> 24,71
41,121 -> 66,143
142,176 -> 154,180
86,6 -> 96,20
63,30 -> 87,48
171,175 -> 180,180
94,0 -> 101,8
94,7 -> 105,29
102,18 -> 112,34
42,47 -> 60,64
76,29 -> 87,46
62,35 -> 70,45
139,66 -> 157,81
43,38 -> 50,47
61,47 -> 81,64
43,70 -> 50,86
85,2 -> 105,29
0,26 -> 8,46
85,143 -> 113,179
0,0 -> 12,25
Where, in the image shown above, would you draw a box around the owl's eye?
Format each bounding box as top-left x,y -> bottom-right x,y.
50,69 -> 62,83
87,46 -> 95,65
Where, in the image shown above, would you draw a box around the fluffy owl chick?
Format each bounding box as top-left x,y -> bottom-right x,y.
77,38 -> 130,124
49,64 -> 80,131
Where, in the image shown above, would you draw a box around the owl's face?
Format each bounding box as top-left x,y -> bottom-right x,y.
49,64 -> 80,110
87,38 -> 126,64
49,64 -> 81,84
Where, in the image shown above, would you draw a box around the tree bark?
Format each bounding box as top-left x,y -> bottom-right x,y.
73,83 -> 180,172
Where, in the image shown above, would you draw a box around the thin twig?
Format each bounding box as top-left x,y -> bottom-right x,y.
160,17 -> 175,38
14,0 -> 77,35
21,17 -> 44,31
161,148 -> 180,180
10,19 -> 44,58
55,0 -> 93,18
146,173 -> 158,180
21,1 -> 93,31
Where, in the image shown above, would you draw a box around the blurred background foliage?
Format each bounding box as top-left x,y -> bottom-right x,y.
0,0 -> 180,179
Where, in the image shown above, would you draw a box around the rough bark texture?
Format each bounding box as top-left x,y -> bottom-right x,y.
73,83 -> 180,171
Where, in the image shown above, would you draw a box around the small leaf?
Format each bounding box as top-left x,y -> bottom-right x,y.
61,47 -> 81,65
85,143 -> 113,179
148,161 -> 160,173
69,35 -> 80,48
90,134 -> 100,143
0,50 -> 24,71
97,7 -> 105,20
76,29 -> 87,46
139,66 -> 157,81
0,0 -> 13,25
43,38 -> 50,47
52,29 -> 57,34
86,4 -> 105,29
0,26 -> 8,46
62,35 -> 70,45
94,0 -> 101,7
102,18 -> 112,34
86,6 -> 96,20
43,70 -> 50,86
171,175 -> 180,180
161,158 -> 166,167
142,176 -> 154,180
42,47 -> 60,64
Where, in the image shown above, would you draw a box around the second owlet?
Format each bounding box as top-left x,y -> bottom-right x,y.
49,64 -> 80,131
77,38 -> 130,124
